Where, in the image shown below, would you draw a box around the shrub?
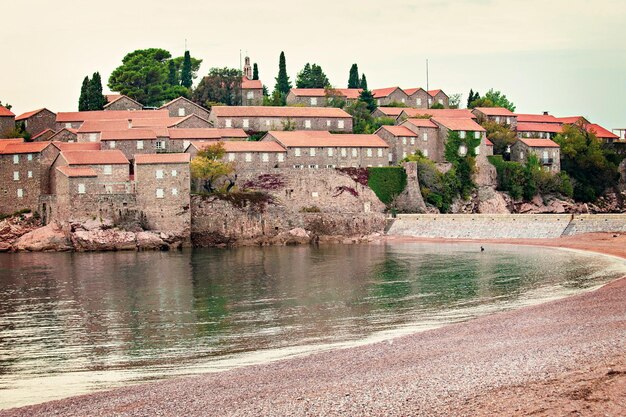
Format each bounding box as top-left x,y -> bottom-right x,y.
300,206 -> 321,213
336,167 -> 369,186
367,167 -> 407,205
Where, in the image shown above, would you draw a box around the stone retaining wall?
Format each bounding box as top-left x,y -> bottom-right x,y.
562,214 -> 626,235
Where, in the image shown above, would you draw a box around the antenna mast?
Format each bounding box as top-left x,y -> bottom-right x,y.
426,59 -> 430,109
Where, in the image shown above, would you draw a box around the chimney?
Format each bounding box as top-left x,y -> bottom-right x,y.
543,111 -> 549,116
128,118 -> 132,129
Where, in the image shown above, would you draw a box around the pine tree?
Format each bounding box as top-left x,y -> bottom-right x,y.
359,89 -> 376,112
360,74 -> 368,90
348,64 -> 360,88
181,50 -> 193,88
78,76 -> 90,111
168,60 -> 178,85
87,72 -> 107,110
252,63 -> 259,80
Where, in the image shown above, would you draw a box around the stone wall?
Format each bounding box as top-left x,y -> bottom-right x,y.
104,97 -> 142,111
162,99 -> 211,120
210,115 -> 353,133
0,116 -> 15,136
562,214 -> 626,235
20,109 -> 56,137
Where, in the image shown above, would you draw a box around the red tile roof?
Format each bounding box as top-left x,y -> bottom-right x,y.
0,106 -> 15,117
130,118 -> 183,128
242,76 -> 263,89
403,88 -> 426,96
0,142 -> 51,154
78,120 -> 130,133
168,128 -> 248,140
56,110 -> 169,123
473,107 -> 515,117
586,124 -> 619,140
211,106 -> 351,118
62,150 -> 129,165
516,122 -> 563,133
431,117 -> 486,132
267,131 -> 388,148
52,142 -> 101,151
402,108 -> 476,119
159,97 -> 208,113
486,139 -> 494,146
374,107 -> 405,117
290,88 -> 362,99
0,139 -> 25,152
518,138 -> 560,148
555,116 -> 588,124
428,89 -> 444,97
135,153 -> 190,164
103,94 -> 142,108
31,128 -> 55,140
56,166 -> 98,178
372,87 -> 402,98
403,118 -> 439,129
192,141 -> 287,153
515,113 -> 561,124
378,125 -> 419,136
100,129 -> 158,141
16,108 -> 50,121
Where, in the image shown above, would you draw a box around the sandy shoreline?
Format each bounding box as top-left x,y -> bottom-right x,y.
3,232 -> 626,416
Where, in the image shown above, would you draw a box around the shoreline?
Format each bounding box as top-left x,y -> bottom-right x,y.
2,232 -> 626,416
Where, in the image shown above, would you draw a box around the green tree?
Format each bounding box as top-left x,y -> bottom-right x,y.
87,72 -> 107,110
0,100 -> 11,110
467,89 -> 478,108
78,76 -> 90,111
181,50 -> 193,88
358,89 -> 376,112
448,93 -> 461,109
325,88 -> 346,108
469,89 -> 515,111
360,74 -> 368,90
190,142 -> 235,194
192,68 -> 243,107
167,60 -> 178,85
295,63 -> 330,88
444,130 -> 481,199
429,102 -> 445,109
272,51 -> 292,105
481,120 -> 517,156
348,64 -> 360,88
252,63 -> 259,80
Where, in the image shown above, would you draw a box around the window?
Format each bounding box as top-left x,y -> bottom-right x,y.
377,148 -> 383,157
172,188 -> 178,196
475,146 -> 480,155
137,140 -> 144,150
328,148 -> 333,157
171,169 -> 177,177
228,153 -> 235,161
423,132 -> 428,141
178,108 -> 185,116
65,123 -> 72,129
351,148 -> 357,157
245,153 -> 252,162
28,171 -> 33,178
305,120 -> 311,129
246,91 -> 254,99
294,147 -> 301,157
225,119 -> 232,128
438,98 -> 443,105
410,137 -> 415,145
77,184 -> 85,194
183,140 -> 190,150
326,120 -> 331,127
366,148 -> 373,157
341,148 -> 347,157
428,98 -> 432,105
103,165 -> 112,175
520,151 -> 524,159
27,154 -> 33,161
423,149 -> 429,157
416,98 -> 422,106
13,171 -> 19,181
262,153 -> 269,162
459,131 -> 466,139
310,148 -> 316,156
17,189 -> 23,198
13,155 -> 19,164
338,120 -> 344,129
376,99 -> 381,106
506,117 -> 511,125
156,169 -> 164,179
388,153 -> 393,162
105,185 -> 113,194
495,116 -> 500,123
266,119 -> 271,126
89,133 -> 97,142
110,141 -> 116,149
458,145 -> 468,156
474,131 -> 481,139
311,192 -> 319,198
402,151 -> 407,159
310,97 -> 317,106
402,137 -> 407,145
156,188 -> 164,198
243,119 -> 249,128
277,153 -> 284,162
156,141 -> 165,150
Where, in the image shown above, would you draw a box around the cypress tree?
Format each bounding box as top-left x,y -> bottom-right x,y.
168,60 -> 178,85
181,50 -> 193,88
252,63 -> 259,80
87,72 -> 107,110
359,89 -> 376,112
360,74 -> 368,90
275,51 -> 291,95
78,76 -> 90,111
467,89 -> 475,108
348,64 -> 360,88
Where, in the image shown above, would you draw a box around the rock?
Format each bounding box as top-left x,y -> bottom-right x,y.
475,162 -> 497,187
288,228 -> 309,238
478,189 -> 511,214
13,222 -> 72,252
71,229 -> 136,251
0,242 -> 11,252
395,162 -> 427,213
80,218 -> 114,231
136,231 -> 167,250
531,195 -> 544,206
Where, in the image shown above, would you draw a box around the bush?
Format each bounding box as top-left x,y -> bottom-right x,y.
300,206 -> 321,213
367,167 -> 407,205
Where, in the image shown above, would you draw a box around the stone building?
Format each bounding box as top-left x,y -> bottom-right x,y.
186,140 -> 288,171
516,123 -> 563,139
472,107 -> 517,128
370,107 -> 406,121
262,131 -> 388,168
168,128 -> 248,152
384,119 -> 441,162
159,97 -> 211,120
15,108 -> 57,137
55,109 -> 169,130
134,153 -> 191,234
431,117 -> 490,160
208,106 -> 353,133
372,87 -> 409,107
397,108 -> 476,121
0,106 -> 15,137
48,128 -> 78,143
286,88 -> 362,107
52,142 -> 101,152
511,138 -> 561,173
168,114 -> 213,128
104,95 -> 143,111
242,76 -> 264,106
77,120 -> 129,142
0,141 -> 59,215
403,88 -> 430,109
31,129 -> 56,141
515,113 -> 561,124
99,129 -> 165,160
428,90 -> 449,108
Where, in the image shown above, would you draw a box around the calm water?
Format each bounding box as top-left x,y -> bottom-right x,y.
0,243 -> 624,409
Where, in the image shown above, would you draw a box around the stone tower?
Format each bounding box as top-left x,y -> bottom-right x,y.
243,56 -> 252,79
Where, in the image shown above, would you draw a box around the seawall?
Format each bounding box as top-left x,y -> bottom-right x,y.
386,214 -> 626,239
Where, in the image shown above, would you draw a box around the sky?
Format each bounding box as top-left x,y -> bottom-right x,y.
2,0 -> 625,130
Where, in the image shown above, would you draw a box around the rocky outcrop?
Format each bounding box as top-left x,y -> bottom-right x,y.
0,214 -> 42,246
71,229 -> 137,251
13,222 -> 72,252
395,162 -> 427,213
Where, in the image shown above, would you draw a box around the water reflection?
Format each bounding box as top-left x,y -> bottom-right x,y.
0,243 -> 623,409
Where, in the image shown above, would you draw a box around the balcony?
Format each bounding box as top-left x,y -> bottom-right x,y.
541,158 -> 553,165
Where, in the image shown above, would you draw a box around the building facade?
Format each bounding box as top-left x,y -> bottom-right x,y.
15,108 -> 57,137
511,139 -> 561,173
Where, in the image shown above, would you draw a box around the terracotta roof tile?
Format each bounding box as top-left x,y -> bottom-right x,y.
0,142 -> 51,154
403,118 -> 439,129
56,110 -> 169,123
403,88 -> 426,96
222,141 -> 286,153
267,131 -> 388,148
515,113 -> 560,124
52,142 -> 101,151
516,122 -> 563,133
135,153 -> 190,164
290,88 -> 362,99
518,138 -> 560,148
0,139 -> 25,152
78,120 -> 129,132
0,106 -> 15,117
374,107 -> 405,117
586,124 -> 619,139
378,125 -> 419,136
555,116 -> 588,124
242,76 -> 263,89
473,107 -> 516,117
372,87 -> 401,98
431,117 -> 486,132
16,108 -> 51,121
168,128 -> 247,140
428,89 -> 444,97
56,166 -> 98,178
401,108 -> 476,119
211,106 -> 351,118
100,129 -> 158,141
62,150 -> 129,165
486,139 -> 494,146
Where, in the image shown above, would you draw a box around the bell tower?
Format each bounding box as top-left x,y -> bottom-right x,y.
243,56 -> 252,79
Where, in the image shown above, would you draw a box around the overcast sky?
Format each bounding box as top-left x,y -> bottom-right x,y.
3,0 -> 625,130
